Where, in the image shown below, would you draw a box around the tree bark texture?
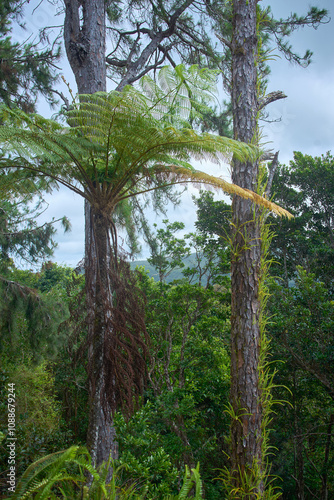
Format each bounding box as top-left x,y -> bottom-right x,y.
293,371 -> 305,500
230,0 -> 263,494
85,206 -> 118,470
321,413 -> 334,500
64,0 -> 106,95
64,0 -> 118,469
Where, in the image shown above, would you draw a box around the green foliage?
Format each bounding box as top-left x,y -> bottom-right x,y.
190,190 -> 232,281
146,219 -> 190,282
259,5 -> 329,67
116,272 -> 231,498
0,264 -> 86,494
8,445 -> 204,499
0,170 -> 70,272
36,262 -> 75,294
10,446 -> 91,500
0,271 -> 70,363
182,231 -> 228,286
265,153 -> 334,496
0,3 -> 331,497
140,201 -> 232,285
270,151 -> 334,293
194,191 -> 231,242
52,271 -> 88,445
115,406 -> 179,498
266,268 -> 334,498
271,267 -> 334,380
0,0 -> 60,111
0,361 -> 65,483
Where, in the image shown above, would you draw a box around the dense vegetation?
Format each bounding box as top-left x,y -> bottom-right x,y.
0,0 -> 332,498
0,154 -> 333,498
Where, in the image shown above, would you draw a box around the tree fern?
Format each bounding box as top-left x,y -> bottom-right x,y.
0,84 -> 291,218
0,68 -> 291,476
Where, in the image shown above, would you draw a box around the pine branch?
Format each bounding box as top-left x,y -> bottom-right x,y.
258,91 -> 287,111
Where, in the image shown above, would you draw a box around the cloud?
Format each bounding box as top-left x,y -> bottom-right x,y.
261,0 -> 333,164
37,189 -> 84,268
263,65 -> 334,164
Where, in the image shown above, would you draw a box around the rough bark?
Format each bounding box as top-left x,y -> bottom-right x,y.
321,413 -> 334,500
293,371 -> 305,500
64,0 -> 118,469
85,206 -> 118,470
64,0 -> 106,95
230,0 -> 263,494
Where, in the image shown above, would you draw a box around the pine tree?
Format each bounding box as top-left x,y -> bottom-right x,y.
0,0 -> 60,111
0,171 -> 70,271
228,3 -> 264,494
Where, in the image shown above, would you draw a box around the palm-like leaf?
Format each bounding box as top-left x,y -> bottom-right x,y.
0,87 -> 291,218
11,445 -> 204,499
140,64 -> 219,124
11,446 -> 87,499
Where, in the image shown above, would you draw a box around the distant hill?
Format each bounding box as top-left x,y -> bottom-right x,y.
76,254 -> 220,283
75,255 -> 199,281
129,254 -> 202,283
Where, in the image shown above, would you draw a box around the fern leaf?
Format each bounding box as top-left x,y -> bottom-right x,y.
0,70 -> 291,222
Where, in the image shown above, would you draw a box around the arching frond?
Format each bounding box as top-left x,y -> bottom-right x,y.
140,64 -> 219,124
120,163 -> 292,218
0,85 -> 291,218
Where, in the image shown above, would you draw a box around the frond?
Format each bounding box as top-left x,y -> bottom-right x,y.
13,446 -> 89,499
141,65 -> 219,123
164,465 -> 203,499
136,164 -> 292,218
0,108 -> 97,195
0,84 -> 291,219
65,91 -> 260,198
13,447 -> 78,499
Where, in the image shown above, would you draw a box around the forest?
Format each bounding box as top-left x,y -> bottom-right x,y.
0,1 -> 333,499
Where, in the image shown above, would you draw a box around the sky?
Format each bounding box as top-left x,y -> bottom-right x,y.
11,0 -> 334,268
261,0 -> 334,164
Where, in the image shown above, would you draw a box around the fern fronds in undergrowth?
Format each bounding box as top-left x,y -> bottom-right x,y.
11,446 -> 86,499
9,447 -> 204,499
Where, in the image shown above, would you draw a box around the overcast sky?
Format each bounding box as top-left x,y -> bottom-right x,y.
13,0 -> 334,268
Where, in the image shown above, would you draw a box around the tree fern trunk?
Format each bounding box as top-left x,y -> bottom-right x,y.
85,209 -> 118,470
64,0 -> 118,469
230,0 -> 263,495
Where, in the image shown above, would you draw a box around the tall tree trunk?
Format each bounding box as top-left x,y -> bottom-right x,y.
321,413 -> 334,500
292,370 -> 305,500
230,0 -> 263,495
85,207 -> 118,470
64,0 -> 118,469
64,0 -> 106,94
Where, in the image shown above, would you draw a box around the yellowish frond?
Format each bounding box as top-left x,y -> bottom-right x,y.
151,165 -> 293,218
